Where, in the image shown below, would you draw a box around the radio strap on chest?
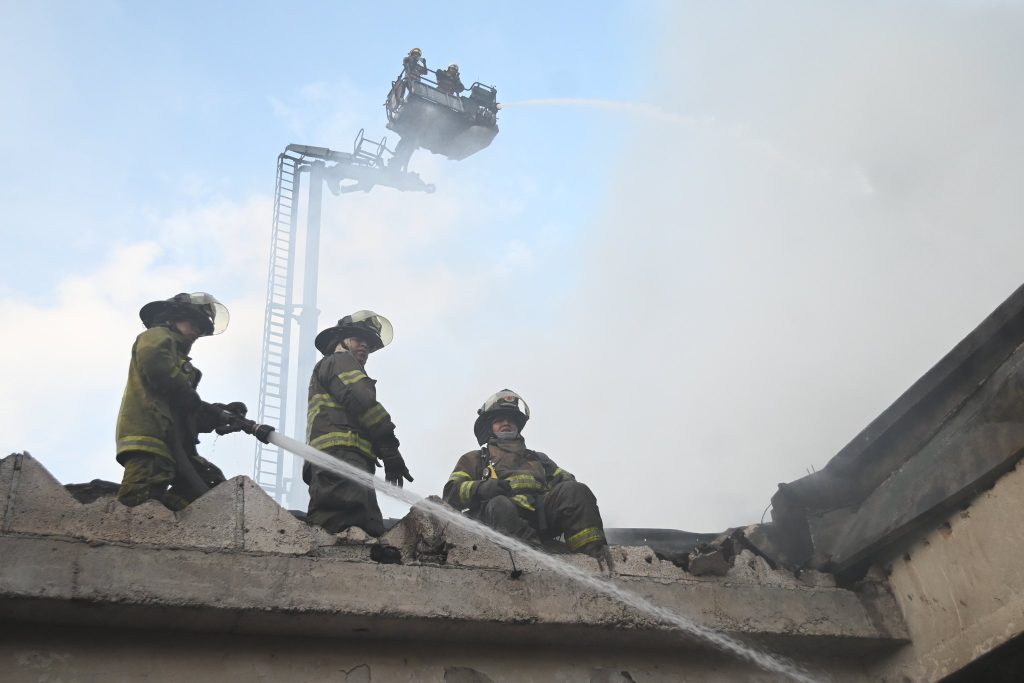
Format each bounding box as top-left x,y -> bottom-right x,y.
479,446 -> 498,481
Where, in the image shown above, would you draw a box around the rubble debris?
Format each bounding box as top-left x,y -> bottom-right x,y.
369,544 -> 402,564
64,479 -> 119,504
687,537 -> 734,576
379,495 -> 454,565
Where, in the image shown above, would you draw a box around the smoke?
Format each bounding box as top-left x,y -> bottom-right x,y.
4,4 -> 1024,536
495,2 -> 1024,530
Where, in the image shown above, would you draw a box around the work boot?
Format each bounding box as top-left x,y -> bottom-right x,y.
159,490 -> 191,512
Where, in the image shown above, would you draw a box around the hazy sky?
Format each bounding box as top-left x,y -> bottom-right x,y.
3,1 -> 1023,532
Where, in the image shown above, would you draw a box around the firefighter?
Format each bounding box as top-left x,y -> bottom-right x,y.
304,310 -> 412,536
435,63 -> 466,95
116,292 -> 248,511
443,390 -> 610,561
402,48 -> 428,82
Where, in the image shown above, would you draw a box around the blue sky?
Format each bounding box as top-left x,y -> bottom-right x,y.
3,1 -> 1024,531
2,1 -> 652,293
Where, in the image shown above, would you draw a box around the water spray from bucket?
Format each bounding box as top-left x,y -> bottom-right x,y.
498,98 -> 815,177
498,98 -> 711,127
266,430 -> 821,682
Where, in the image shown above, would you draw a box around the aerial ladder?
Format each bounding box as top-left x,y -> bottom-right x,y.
254,61 -> 499,508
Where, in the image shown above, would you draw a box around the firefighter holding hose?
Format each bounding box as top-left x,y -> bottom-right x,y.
115,292 -> 249,511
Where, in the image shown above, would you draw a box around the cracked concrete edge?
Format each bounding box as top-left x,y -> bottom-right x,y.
0,453 -> 876,591
0,452 -> 23,533
0,453 -> 341,554
0,533 -> 910,644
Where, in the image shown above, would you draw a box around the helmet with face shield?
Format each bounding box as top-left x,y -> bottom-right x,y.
473,389 -> 530,445
315,310 -> 394,355
139,292 -> 229,336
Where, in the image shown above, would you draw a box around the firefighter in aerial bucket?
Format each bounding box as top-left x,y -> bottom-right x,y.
402,48 -> 428,83
115,292 -> 249,511
443,390 -> 611,561
436,63 -> 466,95
304,310 -> 412,536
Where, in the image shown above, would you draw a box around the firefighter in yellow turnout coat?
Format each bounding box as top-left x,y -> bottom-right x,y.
304,311 -> 412,536
444,390 -> 608,557
116,292 -> 248,510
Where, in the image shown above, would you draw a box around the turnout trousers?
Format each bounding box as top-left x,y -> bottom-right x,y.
304,449 -> 385,537
477,480 -> 606,553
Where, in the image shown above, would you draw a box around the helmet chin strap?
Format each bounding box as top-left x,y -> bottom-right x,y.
494,427 -> 520,440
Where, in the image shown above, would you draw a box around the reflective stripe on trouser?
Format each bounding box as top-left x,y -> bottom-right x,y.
304,449 -> 384,537
511,494 -> 535,511
542,479 -> 606,551
116,435 -> 172,461
566,527 -> 604,551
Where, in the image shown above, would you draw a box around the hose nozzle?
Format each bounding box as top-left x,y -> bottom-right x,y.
220,410 -> 276,444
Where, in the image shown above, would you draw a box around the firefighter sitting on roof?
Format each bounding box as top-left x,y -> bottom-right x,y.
443,390 -> 611,562
435,63 -> 466,95
402,48 -> 428,82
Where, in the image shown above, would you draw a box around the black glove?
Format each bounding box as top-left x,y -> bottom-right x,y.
212,401 -> 249,435
476,478 -> 512,501
378,447 -> 413,487
223,401 -> 248,417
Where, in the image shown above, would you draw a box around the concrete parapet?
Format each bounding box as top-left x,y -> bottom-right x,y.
1,453 -> 908,650
0,452 -> 338,552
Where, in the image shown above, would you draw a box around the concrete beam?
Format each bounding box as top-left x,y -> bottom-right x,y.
869,460 -> 1024,681
809,346 -> 1024,573
770,282 -> 1024,569
0,533 -> 907,651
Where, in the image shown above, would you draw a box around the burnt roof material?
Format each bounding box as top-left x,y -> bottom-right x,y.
768,281 -> 1024,577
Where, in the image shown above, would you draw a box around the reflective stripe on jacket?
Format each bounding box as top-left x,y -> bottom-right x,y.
306,349 -> 399,462
116,325 -> 204,464
442,438 -> 574,512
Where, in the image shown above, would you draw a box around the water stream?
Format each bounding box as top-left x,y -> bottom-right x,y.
268,431 -> 820,682
498,98 -> 710,127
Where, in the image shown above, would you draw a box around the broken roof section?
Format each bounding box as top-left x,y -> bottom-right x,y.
763,281 -> 1024,578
